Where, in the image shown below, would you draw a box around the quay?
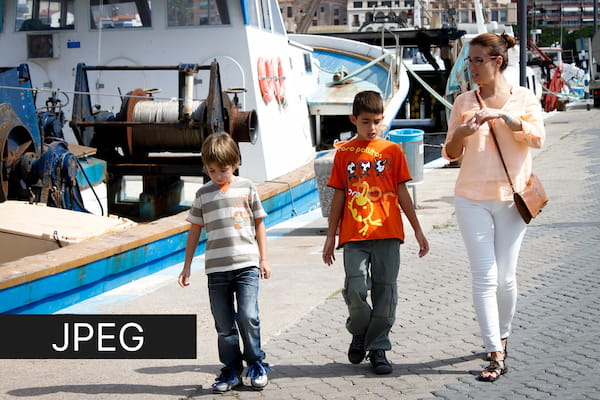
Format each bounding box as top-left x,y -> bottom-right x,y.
1,103 -> 599,399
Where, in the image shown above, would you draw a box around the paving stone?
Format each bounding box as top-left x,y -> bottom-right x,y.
3,108 -> 599,400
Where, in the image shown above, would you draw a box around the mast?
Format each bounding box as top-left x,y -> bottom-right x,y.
414,0 -> 422,27
473,0 -> 486,34
518,0 -> 527,87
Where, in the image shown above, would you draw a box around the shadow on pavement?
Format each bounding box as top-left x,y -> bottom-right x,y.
7,384 -> 205,398
6,353 -> 482,398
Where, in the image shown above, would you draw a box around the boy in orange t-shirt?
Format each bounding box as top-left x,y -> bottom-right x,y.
322,91 -> 429,374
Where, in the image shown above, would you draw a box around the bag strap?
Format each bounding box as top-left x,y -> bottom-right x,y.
474,90 -> 517,195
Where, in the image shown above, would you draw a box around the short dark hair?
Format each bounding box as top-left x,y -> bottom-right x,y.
201,132 -> 240,168
352,90 -> 384,117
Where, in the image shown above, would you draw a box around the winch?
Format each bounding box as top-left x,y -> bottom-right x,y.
70,61 -> 257,220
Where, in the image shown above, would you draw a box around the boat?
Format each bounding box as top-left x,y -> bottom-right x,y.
290,33 -> 409,149
527,42 -> 588,111
0,0 -> 410,313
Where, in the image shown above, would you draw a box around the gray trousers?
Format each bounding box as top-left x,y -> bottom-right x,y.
342,239 -> 400,350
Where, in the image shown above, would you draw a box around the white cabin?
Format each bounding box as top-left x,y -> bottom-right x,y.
0,0 -> 320,182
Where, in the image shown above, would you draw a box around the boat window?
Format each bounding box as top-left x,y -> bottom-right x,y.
167,0 -> 230,26
303,52 -> 312,73
243,0 -> 283,33
268,0 -> 285,34
245,0 -> 259,27
259,0 -> 272,31
90,0 -> 152,29
16,0 -> 75,31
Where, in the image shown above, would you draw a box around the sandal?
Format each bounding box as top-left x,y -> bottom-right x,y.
477,359 -> 507,382
485,337 -> 508,361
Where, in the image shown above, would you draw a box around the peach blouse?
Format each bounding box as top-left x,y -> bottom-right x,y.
442,86 -> 545,201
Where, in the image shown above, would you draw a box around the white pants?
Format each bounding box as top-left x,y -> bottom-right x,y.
454,195 -> 527,353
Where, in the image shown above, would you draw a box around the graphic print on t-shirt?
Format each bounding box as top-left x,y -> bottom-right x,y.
345,155 -> 393,236
231,194 -> 251,230
328,138 -> 410,245
374,157 -> 390,176
347,180 -> 383,236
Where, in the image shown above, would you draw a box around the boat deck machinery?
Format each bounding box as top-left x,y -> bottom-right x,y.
1,64 -> 88,212
69,61 -> 257,220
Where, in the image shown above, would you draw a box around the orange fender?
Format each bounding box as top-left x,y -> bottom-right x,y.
273,57 -> 286,103
258,57 -> 274,104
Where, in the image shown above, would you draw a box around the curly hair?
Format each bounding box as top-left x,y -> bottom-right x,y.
470,32 -> 517,72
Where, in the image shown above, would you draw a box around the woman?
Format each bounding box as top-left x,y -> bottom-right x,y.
442,33 -> 545,382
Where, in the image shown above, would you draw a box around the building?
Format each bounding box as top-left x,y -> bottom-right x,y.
528,0 -> 599,31
347,0 -> 518,31
279,0 -> 348,32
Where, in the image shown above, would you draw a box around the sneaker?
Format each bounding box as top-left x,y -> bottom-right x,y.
246,361 -> 270,390
348,335 -> 366,364
367,350 -> 392,375
212,371 -> 242,393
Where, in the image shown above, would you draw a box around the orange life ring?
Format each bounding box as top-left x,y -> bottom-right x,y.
257,57 -> 274,104
273,57 -> 286,103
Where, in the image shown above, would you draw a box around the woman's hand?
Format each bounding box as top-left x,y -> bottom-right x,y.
472,107 -> 503,126
456,114 -> 481,139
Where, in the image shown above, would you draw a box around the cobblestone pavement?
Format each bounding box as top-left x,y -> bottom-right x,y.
198,107 -> 600,400
2,107 -> 599,400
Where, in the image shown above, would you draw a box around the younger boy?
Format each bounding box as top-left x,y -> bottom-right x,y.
322,90 -> 429,374
179,131 -> 271,392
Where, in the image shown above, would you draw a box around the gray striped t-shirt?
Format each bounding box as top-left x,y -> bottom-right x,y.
187,176 -> 267,274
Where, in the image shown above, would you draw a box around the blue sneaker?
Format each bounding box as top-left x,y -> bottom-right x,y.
212,371 -> 241,393
246,361 -> 270,390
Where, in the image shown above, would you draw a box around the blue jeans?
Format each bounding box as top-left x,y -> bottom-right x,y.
208,267 -> 265,375
342,239 -> 400,351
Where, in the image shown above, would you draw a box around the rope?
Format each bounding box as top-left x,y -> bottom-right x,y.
75,156 -> 104,216
0,84 -> 200,103
333,52 -> 391,85
132,99 -> 204,123
313,62 -> 343,75
402,60 -> 454,111
541,85 -> 585,102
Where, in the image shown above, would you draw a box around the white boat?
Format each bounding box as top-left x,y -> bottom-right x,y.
528,44 -> 588,107
0,0 -> 410,313
1,0 -> 319,184
290,33 -> 409,148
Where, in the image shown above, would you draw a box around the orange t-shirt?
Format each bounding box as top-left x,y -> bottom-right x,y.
327,137 -> 412,246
